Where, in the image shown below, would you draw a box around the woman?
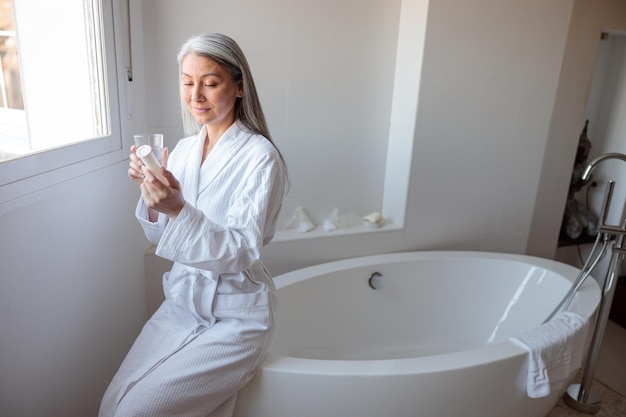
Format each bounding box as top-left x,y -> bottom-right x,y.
99,33 -> 287,417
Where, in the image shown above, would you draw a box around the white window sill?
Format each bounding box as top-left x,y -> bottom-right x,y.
0,147 -> 127,214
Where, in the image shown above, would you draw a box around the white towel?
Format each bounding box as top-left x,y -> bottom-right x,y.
510,311 -> 590,398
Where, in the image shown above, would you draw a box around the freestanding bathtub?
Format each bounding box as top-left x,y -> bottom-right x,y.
233,251 -> 601,417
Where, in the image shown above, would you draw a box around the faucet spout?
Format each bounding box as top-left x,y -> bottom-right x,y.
581,152 -> 626,181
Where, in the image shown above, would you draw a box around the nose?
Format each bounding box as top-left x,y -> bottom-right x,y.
191,85 -> 204,102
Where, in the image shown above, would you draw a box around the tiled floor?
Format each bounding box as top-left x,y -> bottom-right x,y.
546,320 -> 626,417
595,320 -> 626,397
546,377 -> 625,417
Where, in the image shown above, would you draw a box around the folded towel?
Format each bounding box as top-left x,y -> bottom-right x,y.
510,311 -> 589,398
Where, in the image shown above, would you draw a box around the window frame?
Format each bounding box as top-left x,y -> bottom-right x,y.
0,0 -> 125,205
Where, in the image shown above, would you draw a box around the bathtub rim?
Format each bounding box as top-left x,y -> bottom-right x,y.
263,250 -> 601,376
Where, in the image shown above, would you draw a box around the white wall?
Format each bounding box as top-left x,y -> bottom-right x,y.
3,0 -> 625,416
0,165 -> 148,416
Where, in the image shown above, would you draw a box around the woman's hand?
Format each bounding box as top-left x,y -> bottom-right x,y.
128,145 -> 169,185
140,167 -> 185,220
128,145 -> 145,185
129,145 -> 181,220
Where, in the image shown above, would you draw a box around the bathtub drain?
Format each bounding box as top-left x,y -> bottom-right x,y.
368,272 -> 385,289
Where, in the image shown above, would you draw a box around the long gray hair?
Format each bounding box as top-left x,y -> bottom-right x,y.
177,33 -> 273,144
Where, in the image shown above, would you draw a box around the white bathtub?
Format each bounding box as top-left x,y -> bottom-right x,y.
233,251 -> 601,417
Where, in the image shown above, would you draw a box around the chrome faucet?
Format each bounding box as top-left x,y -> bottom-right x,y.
563,151 -> 626,414
581,152 -> 626,181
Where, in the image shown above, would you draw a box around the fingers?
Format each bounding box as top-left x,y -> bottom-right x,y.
129,146 -> 149,183
161,168 -> 179,189
161,147 -> 169,169
140,170 -> 168,205
141,165 -> 172,188
128,167 -> 141,182
140,175 -> 185,219
128,159 -> 143,182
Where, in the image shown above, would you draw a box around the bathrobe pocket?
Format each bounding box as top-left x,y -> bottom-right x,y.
210,290 -> 276,373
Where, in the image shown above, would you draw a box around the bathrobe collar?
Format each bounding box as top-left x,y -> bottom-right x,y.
183,122 -> 249,204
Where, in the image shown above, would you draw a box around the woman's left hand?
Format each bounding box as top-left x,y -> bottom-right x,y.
140,167 -> 185,220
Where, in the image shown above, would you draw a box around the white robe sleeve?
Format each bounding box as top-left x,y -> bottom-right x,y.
135,198 -> 169,245
155,157 -> 285,273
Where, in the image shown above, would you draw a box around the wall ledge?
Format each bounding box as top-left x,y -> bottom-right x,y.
272,222 -> 402,243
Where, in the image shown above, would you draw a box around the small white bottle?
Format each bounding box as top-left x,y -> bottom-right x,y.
136,145 -> 167,183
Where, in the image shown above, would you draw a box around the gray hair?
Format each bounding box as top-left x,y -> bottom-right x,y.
177,33 -> 273,143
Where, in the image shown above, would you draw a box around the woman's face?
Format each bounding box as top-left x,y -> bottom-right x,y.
180,53 -> 242,129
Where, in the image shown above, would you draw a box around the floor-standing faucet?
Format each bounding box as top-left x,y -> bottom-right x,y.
564,152 -> 626,414
581,152 -> 626,181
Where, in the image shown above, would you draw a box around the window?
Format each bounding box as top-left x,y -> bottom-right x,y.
0,0 -> 25,160
0,0 -> 122,201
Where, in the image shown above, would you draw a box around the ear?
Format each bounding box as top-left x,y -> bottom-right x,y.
236,81 -> 243,98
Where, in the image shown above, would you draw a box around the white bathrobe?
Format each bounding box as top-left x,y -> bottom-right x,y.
99,122 -> 287,417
